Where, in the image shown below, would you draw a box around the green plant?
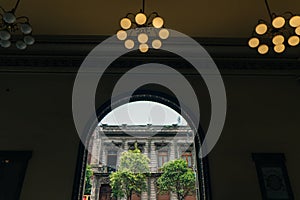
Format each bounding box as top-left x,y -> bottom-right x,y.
157,159 -> 196,200
110,144 -> 150,200
84,165 -> 93,195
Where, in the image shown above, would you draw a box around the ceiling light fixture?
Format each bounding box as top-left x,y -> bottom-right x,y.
248,0 -> 300,54
117,0 -> 168,53
0,0 -> 34,50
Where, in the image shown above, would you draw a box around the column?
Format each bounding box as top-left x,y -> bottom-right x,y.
90,137 -> 101,164
141,190 -> 148,200
91,174 -> 101,200
141,141 -> 149,200
170,141 -> 178,200
150,140 -> 157,173
101,145 -> 106,165
170,192 -> 178,200
150,177 -> 157,200
169,140 -> 175,161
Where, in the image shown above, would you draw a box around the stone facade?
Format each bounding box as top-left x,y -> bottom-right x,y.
88,124 -> 197,200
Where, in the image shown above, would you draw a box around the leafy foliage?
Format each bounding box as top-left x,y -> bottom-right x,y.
157,159 -> 196,200
84,165 -> 93,195
110,145 -> 150,200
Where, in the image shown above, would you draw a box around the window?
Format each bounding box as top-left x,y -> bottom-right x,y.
158,151 -> 169,168
107,150 -> 117,168
182,152 -> 193,168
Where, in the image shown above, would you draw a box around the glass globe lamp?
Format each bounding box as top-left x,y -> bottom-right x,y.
0,30 -> 11,40
272,35 -> 284,45
289,16 -> 300,28
248,38 -> 260,48
0,40 -> 11,48
152,17 -> 164,28
3,12 -> 16,24
138,33 -> 148,44
288,35 -> 300,46
255,24 -> 268,35
139,43 -> 149,52
135,13 -> 147,25
272,16 -> 285,29
152,39 -> 162,49
24,35 -> 35,45
159,29 -> 169,39
258,44 -> 269,54
16,40 -> 27,50
274,44 -> 285,53
120,18 -> 132,30
125,39 -> 135,49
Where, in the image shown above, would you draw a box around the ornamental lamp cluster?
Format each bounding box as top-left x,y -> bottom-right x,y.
0,0 -> 34,50
248,0 -> 300,54
117,0 -> 169,53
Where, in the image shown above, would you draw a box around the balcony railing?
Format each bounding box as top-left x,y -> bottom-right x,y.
92,165 -> 117,174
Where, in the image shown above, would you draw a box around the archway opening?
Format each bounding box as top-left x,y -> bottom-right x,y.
76,95 -> 210,200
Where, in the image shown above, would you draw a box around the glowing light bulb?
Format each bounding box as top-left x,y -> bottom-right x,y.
258,44 -> 269,54
135,13 -> 147,25
120,18 -> 132,30
272,35 -> 284,45
274,44 -> 285,53
288,35 -> 300,46
289,16 -> 300,28
272,16 -> 285,29
255,24 -> 268,35
124,39 -> 134,49
152,17 -> 164,28
248,37 -> 260,48
152,39 -> 162,49
117,30 -> 127,40
296,27 -> 300,36
159,29 -> 169,39
139,43 -> 149,53
138,33 -> 148,43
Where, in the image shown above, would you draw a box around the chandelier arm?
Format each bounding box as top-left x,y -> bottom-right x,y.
264,0 -> 273,21
145,12 -> 159,26
125,13 -> 136,21
12,0 -> 21,13
282,11 -> 294,18
149,12 -> 159,18
126,13 -> 135,17
16,16 -> 29,22
131,22 -> 138,27
0,6 -> 5,13
142,0 -> 145,13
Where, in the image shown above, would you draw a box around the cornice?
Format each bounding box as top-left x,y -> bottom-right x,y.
0,35 -> 299,74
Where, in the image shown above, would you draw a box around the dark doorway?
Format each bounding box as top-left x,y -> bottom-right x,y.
99,184 -> 112,200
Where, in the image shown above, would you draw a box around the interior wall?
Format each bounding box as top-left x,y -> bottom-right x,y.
0,72 -> 299,200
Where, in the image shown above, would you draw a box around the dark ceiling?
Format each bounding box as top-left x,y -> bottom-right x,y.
1,0 -> 300,37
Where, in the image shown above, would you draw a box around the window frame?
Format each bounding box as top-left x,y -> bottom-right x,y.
157,150 -> 169,168
181,151 -> 193,168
